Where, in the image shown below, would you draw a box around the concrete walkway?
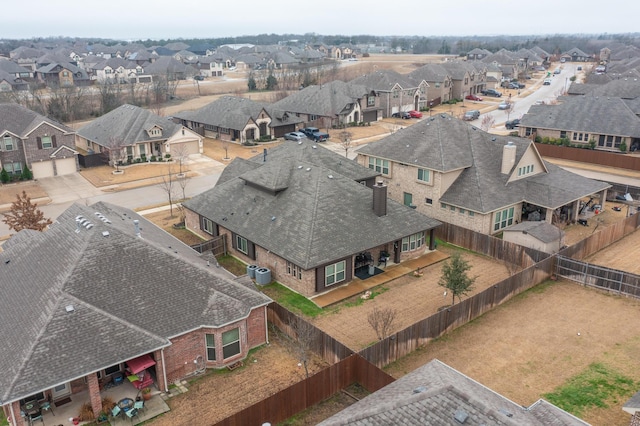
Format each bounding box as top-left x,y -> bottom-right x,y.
311,250 -> 450,308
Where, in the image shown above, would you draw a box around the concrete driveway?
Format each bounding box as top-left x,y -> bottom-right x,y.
37,173 -> 104,204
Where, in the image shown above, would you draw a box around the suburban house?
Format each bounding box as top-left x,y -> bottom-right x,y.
518,97 -> 640,152
76,104 -> 203,163
34,62 -> 89,87
466,47 -> 492,61
90,57 -> 143,82
408,63 -> 453,107
440,61 -> 486,98
182,140 -> 441,299
356,114 -> 610,235
350,70 -> 424,118
174,96 -> 304,142
0,201 -> 271,423
0,103 -> 78,179
561,47 -> 592,62
272,80 -> 378,128
319,359 -> 589,425
188,57 -> 224,77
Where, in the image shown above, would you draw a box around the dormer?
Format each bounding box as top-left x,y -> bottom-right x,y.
146,125 -> 163,138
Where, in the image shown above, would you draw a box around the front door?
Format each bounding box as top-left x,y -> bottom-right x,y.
51,382 -> 71,400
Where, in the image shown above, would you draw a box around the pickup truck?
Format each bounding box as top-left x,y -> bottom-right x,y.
300,127 -> 330,142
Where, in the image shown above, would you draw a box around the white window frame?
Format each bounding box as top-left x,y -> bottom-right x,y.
202,217 -> 214,235
236,235 -> 248,254
368,157 -> 389,175
3,135 -> 14,151
417,168 -> 430,183
41,136 -> 53,149
402,232 -> 425,252
205,334 -> 216,361
325,260 -> 346,287
222,328 -> 240,359
494,207 -> 515,231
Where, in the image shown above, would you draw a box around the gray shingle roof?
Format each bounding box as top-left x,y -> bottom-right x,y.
184,141 -> 440,269
520,96 -> 640,137
503,221 -> 564,243
0,201 -> 270,403
77,104 -> 181,147
351,70 -> 418,92
0,103 -> 74,137
174,96 -> 268,131
358,114 -> 610,213
272,80 -> 368,117
319,359 -> 589,425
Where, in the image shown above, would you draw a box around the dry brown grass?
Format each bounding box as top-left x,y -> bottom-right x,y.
142,209 -> 206,246
0,182 -> 48,206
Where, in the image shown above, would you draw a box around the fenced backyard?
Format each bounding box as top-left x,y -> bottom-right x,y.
212,214 -> 640,425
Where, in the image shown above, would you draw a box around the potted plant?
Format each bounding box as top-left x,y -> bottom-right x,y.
142,387 -> 152,401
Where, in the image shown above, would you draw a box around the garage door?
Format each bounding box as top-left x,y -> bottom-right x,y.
31,161 -> 54,179
171,141 -> 200,156
363,110 -> 378,123
55,157 -> 77,176
274,125 -> 295,138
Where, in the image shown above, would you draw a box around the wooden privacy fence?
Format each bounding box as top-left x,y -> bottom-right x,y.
559,212 -> 640,260
359,256 -> 554,368
190,234 -> 226,257
535,143 -> 640,171
556,256 -> 640,298
434,222 -> 551,267
268,302 -> 354,364
214,354 -> 395,426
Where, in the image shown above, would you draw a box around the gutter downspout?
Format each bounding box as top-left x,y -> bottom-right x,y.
264,307 -> 269,344
9,403 -> 16,426
161,348 -> 168,392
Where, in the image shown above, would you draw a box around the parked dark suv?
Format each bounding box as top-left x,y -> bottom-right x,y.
481,89 -> 502,97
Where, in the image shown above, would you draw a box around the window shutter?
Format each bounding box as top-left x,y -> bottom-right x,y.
247,241 -> 256,260
37,137 -> 42,149
52,135 -> 57,147
231,232 -> 237,249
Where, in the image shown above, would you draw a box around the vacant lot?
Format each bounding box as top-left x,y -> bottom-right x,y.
385,279 -> 640,425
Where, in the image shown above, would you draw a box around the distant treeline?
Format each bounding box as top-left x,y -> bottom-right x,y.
2,32 -> 640,57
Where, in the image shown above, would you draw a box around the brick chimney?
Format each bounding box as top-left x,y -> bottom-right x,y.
372,180 -> 387,217
501,141 -> 517,174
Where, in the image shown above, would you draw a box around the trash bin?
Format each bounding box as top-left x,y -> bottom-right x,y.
368,265 -> 375,276
247,264 -> 258,278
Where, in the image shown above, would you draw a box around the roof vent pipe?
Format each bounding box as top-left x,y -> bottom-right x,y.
134,219 -> 141,237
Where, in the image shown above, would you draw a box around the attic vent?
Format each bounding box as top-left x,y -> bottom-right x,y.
65,305 -> 75,313
413,386 -> 427,394
328,175 -> 334,179
312,145 -> 317,149
454,409 -> 469,424
306,168 -> 311,171
102,231 -> 110,237
298,165 -> 303,169
499,408 -> 513,418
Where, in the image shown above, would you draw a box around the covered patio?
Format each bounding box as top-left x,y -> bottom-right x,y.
29,381 -> 170,425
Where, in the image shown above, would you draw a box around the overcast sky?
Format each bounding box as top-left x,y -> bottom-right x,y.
6,0 -> 639,41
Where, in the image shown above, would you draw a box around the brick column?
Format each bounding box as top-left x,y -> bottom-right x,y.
86,373 -> 102,418
154,349 -> 167,392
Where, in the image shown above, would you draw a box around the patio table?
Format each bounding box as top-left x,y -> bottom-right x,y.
117,397 -> 134,412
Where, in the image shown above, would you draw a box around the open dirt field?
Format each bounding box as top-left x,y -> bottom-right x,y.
384,279 -> 640,426
584,221 -> 640,274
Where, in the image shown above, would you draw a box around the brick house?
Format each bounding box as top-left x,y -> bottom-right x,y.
408,63 -> 454,108
182,141 -> 441,299
0,103 -> 78,179
351,70 -> 424,118
356,114 -> 610,235
76,104 -> 203,161
0,202 -> 271,424
519,96 -> 640,152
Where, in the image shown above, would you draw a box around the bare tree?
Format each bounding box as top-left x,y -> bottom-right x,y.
480,114 -> 495,132
222,138 -> 230,160
177,172 -> 189,202
289,316 -> 316,379
104,138 -> 128,172
159,166 -> 178,218
367,306 -> 397,340
2,191 -> 52,232
171,143 -> 190,176
339,130 -> 353,157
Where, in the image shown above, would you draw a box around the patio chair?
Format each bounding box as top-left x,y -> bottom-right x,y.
111,405 -> 122,421
41,394 -> 54,416
125,408 -> 139,423
133,400 -> 145,414
28,410 -> 44,426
